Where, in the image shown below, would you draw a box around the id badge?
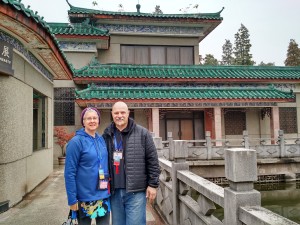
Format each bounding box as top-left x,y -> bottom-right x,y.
99,169 -> 105,180
113,152 -> 123,162
99,180 -> 108,189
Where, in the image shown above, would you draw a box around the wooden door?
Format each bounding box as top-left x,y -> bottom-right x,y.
181,120 -> 193,140
166,120 -> 180,140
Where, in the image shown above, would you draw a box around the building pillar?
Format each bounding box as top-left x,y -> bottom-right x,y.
271,107 -> 280,142
296,93 -> 300,136
152,108 -> 159,137
224,148 -> 261,225
214,107 -> 222,146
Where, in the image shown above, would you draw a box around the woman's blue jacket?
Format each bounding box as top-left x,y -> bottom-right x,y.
65,128 -> 110,206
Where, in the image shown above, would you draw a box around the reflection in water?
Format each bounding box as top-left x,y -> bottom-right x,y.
256,182 -> 300,224
211,182 -> 300,223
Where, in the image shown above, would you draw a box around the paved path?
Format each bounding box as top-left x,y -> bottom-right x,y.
0,165 -> 165,225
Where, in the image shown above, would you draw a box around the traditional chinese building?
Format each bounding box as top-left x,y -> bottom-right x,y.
1,0 -> 300,209
50,1 -> 300,148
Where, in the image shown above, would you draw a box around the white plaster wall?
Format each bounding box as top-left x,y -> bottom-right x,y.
98,43 -> 120,64
53,80 -> 77,88
64,52 -> 97,69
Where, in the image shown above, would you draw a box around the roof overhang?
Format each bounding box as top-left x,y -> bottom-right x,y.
68,7 -> 223,43
75,98 -> 293,109
0,3 -> 73,80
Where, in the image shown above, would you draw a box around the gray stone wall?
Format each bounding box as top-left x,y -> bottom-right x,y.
0,53 -> 53,207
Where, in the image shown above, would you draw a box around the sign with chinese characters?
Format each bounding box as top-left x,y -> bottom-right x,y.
0,41 -> 14,76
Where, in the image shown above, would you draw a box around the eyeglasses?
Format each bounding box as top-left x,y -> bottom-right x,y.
84,117 -> 99,122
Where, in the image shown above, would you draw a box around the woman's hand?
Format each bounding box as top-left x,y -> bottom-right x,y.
70,202 -> 78,211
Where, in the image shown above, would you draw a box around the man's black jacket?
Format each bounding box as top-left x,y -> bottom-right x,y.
103,118 -> 160,193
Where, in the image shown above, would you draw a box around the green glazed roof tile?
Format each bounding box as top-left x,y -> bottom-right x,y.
75,84 -> 294,100
68,5 -> 223,20
48,23 -> 109,36
2,0 -> 50,30
73,63 -> 300,81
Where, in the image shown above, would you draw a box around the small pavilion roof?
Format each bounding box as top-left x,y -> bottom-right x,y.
48,22 -> 109,37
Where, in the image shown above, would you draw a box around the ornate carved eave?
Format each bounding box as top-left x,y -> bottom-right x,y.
0,4 -> 73,80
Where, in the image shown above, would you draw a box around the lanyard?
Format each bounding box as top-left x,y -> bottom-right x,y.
94,137 -> 102,168
114,129 -> 123,151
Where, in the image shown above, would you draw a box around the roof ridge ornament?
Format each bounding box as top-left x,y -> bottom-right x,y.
89,58 -> 101,67
136,2 -> 141,14
217,7 -> 225,15
66,0 -> 73,8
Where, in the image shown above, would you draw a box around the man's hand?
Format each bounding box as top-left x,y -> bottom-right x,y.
146,186 -> 157,204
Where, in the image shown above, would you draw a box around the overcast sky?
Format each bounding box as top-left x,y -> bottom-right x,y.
21,0 -> 300,66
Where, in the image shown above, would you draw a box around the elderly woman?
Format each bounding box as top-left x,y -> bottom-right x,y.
64,107 -> 110,225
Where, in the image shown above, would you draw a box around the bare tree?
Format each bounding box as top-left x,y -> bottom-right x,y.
153,5 -> 163,14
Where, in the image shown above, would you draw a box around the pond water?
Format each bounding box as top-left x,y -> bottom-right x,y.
256,182 -> 300,224
212,182 -> 300,223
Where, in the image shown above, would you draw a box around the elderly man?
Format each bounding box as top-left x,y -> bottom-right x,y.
103,101 -> 160,225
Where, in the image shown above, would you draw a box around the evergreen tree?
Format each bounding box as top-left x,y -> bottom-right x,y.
233,24 -> 254,65
221,39 -> 234,65
284,39 -> 300,66
203,54 -> 219,65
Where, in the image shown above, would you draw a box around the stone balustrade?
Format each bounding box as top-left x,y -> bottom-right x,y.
153,137 -> 298,225
160,130 -> 300,160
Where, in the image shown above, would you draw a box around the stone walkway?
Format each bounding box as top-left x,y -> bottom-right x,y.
0,165 -> 165,225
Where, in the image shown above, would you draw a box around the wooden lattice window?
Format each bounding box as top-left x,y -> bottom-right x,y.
279,107 -> 297,133
224,109 -> 246,135
54,88 -> 75,126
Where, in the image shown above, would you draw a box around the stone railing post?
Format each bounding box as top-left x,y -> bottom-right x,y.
243,130 -> 249,149
171,140 -> 189,225
206,131 -> 212,160
278,130 -> 285,158
168,132 -> 174,161
153,137 -> 163,158
224,148 -> 261,225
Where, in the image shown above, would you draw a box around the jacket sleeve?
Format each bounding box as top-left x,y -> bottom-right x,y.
64,137 -> 81,205
144,130 -> 160,188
